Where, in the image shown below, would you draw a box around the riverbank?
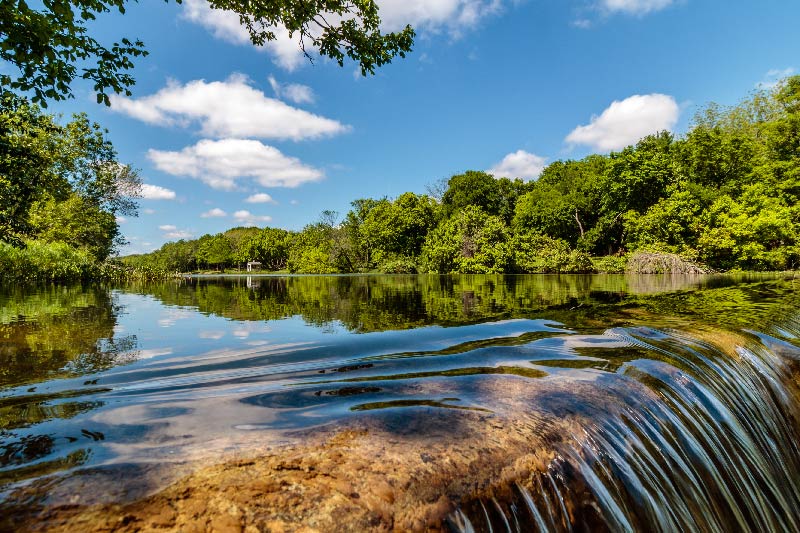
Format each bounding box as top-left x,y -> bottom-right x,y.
0,241 -> 174,284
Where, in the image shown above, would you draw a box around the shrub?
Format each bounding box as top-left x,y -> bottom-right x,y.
378,257 -> 417,274
592,255 -> 629,273
513,231 -> 595,273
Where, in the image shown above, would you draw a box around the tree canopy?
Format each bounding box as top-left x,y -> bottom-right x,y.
0,0 -> 415,105
0,92 -> 140,257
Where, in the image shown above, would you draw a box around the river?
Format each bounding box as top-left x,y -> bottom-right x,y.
1,273 -> 799,531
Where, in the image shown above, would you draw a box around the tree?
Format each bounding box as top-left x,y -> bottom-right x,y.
360,192 -> 437,261
196,234 -> 234,270
0,93 -> 140,247
239,227 -> 292,271
0,0 -> 415,105
28,193 -> 120,260
442,171 -> 529,222
513,156 -> 605,246
420,206 -> 513,274
342,197 -> 385,270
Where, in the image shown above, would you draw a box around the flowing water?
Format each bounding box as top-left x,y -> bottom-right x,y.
1,274 -> 799,531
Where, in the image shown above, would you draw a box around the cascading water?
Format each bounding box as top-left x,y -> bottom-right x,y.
448,324 -> 800,533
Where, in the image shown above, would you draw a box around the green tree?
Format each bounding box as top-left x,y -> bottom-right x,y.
697,183 -> 799,270
420,206 -> 513,274
197,234 -> 234,270
28,194 -> 119,260
442,171 -> 529,222
0,0 -> 414,105
342,197 -> 385,270
0,93 -> 140,248
361,192 -> 437,262
513,156 -> 606,247
239,227 -> 292,271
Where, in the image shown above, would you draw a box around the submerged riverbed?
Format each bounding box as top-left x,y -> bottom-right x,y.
1,274 -> 799,531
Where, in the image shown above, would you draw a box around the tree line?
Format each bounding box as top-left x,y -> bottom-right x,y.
124,76 -> 800,274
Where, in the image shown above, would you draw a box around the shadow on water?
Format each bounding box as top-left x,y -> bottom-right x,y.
0,273 -> 799,530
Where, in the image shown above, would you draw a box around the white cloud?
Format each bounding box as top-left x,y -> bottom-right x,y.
488,150 -> 547,181
201,208 -> 227,218
116,216 -> 128,224
757,67 -> 795,89
599,0 -> 675,15
233,210 -> 273,227
148,139 -> 324,190
181,0 -> 505,66
377,0 -> 504,34
181,0 -> 305,70
140,183 -> 177,200
159,224 -> 193,240
565,93 -> 679,151
111,74 -> 347,141
143,208 -> 156,215
268,76 -> 315,104
165,230 -> 194,240
245,193 -> 277,204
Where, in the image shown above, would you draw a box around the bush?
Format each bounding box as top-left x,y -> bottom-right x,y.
592,255 -> 629,273
0,240 -> 97,282
513,232 -> 595,273
0,240 -> 173,283
378,257 -> 417,274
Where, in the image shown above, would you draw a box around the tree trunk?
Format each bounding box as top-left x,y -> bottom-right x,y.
574,208 -> 585,238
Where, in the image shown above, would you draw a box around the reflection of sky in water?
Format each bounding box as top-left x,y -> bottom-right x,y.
2,274 -> 799,516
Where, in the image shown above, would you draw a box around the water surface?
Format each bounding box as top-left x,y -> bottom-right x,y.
1,274 -> 799,531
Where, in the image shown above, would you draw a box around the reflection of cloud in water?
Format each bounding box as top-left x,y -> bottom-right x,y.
198,331 -> 225,340
246,340 -> 271,347
157,308 -> 195,328
136,348 -> 174,360
232,322 -> 272,340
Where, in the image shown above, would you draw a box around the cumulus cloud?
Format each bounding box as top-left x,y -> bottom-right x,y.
140,183 -> 177,200
233,210 -> 273,227
181,0 -> 505,68
148,139 -> 324,190
159,225 -> 194,240
377,0 -> 504,34
245,193 -> 277,204
599,0 -> 675,15
268,76 -> 315,104
201,208 -> 227,218
565,93 -> 679,151
488,150 -> 547,181
757,67 -> 795,89
181,0 -> 305,70
143,208 -> 156,215
111,74 -> 347,141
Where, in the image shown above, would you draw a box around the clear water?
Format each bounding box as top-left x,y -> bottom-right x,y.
1,274 -> 799,531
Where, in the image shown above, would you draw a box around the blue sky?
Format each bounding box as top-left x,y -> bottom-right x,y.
43,0 -> 800,254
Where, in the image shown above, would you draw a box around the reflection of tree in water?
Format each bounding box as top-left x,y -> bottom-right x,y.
0,285 -> 131,488
134,275 -> 619,332
132,273 -> 800,335
0,285 -> 137,389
